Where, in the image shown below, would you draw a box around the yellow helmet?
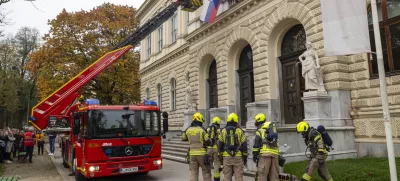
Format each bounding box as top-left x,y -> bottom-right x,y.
296,121 -> 309,133
255,113 -> 266,123
261,121 -> 272,129
212,117 -> 221,125
227,113 -> 239,123
78,95 -> 84,101
192,112 -> 204,123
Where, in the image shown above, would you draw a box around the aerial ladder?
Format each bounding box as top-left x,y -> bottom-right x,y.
28,0 -> 204,131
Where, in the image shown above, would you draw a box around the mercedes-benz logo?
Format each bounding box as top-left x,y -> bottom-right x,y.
125,147 -> 133,155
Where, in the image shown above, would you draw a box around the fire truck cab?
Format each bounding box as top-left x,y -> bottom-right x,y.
61,99 -> 168,181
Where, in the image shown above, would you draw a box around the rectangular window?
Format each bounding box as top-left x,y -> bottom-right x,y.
187,11 -> 190,26
157,84 -> 162,110
147,36 -> 151,58
368,0 -> 400,77
158,26 -> 163,52
171,13 -> 178,43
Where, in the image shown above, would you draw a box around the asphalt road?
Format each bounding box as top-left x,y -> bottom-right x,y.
48,142 -> 254,181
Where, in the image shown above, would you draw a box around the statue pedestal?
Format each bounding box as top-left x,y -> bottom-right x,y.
301,91 -> 332,127
182,110 -> 197,131
209,107 -> 229,128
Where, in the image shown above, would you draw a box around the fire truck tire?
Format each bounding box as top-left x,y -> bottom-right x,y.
62,158 -> 69,168
75,172 -> 87,181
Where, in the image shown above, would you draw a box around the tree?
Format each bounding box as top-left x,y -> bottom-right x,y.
0,27 -> 40,128
26,3 -> 141,105
0,0 -> 11,6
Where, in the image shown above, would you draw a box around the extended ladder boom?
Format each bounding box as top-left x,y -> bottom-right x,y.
29,0 -> 203,131
29,46 -> 132,130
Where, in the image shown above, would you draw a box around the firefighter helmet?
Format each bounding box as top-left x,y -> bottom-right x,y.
296,121 -> 309,133
192,112 -> 204,123
255,113 -> 266,123
227,113 -> 239,123
212,117 -> 221,125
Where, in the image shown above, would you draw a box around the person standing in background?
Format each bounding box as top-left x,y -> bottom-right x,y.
5,128 -> 16,163
13,129 -> 20,159
48,131 -> 56,156
0,130 -> 6,163
36,131 -> 45,155
18,131 -> 25,162
23,127 -> 35,163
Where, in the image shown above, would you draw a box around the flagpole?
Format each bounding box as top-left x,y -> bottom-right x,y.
370,0 -> 398,180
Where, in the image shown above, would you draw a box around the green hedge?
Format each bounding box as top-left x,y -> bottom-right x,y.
283,157 -> 400,181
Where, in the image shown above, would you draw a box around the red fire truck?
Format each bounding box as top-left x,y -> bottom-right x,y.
27,1 -> 203,180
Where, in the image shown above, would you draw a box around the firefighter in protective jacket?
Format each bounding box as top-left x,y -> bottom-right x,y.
207,117 -> 222,181
296,121 -> 333,181
218,113 -> 248,181
253,115 -> 280,181
182,112 -> 212,181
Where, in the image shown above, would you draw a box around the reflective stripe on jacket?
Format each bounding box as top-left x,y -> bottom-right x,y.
252,129 -> 279,157
218,127 -> 248,157
206,125 -> 220,149
182,126 -> 209,156
24,132 -> 35,147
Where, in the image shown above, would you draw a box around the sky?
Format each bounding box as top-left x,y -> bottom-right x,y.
1,0 -> 145,37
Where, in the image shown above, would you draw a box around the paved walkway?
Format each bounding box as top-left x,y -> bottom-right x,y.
48,141 -> 254,181
3,145 -> 63,181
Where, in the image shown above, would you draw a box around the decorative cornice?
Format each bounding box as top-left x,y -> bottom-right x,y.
140,43 -> 190,76
136,0 -> 160,22
185,0 -> 259,44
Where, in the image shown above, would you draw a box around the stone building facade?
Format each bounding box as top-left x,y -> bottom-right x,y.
137,0 -> 400,169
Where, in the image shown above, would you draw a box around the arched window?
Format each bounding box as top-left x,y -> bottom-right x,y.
170,78 -> 176,110
146,88 -> 150,100
368,0 -> 400,76
157,84 -> 162,110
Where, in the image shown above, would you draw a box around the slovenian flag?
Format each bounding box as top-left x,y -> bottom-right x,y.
200,0 -> 222,23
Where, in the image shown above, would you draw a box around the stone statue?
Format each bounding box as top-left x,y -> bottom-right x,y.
186,82 -> 194,110
298,42 -> 326,92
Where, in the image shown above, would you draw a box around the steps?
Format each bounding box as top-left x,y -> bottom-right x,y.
162,134 -> 189,164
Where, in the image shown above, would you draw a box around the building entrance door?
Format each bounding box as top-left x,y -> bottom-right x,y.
279,24 -> 307,124
237,45 -> 254,127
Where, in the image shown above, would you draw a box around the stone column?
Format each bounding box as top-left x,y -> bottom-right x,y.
301,91 -> 332,127
244,101 -> 279,172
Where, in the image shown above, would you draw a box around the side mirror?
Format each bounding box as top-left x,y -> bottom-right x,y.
162,112 -> 168,133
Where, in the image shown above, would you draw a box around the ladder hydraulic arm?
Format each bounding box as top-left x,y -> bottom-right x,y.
29,0 -> 203,131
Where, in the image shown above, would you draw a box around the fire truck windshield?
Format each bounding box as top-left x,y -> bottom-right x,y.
87,110 -> 160,139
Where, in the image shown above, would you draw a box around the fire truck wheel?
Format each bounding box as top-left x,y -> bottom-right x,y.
62,159 -> 69,168
75,172 -> 87,181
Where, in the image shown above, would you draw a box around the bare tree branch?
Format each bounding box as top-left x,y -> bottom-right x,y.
0,0 -> 10,5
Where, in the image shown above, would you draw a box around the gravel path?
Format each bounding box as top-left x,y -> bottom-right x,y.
2,146 -> 63,181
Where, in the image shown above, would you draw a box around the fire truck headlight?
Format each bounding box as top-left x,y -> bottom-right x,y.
89,166 -> 95,172
89,166 -> 100,172
153,160 -> 162,165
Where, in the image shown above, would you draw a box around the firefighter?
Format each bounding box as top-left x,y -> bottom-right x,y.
218,113 -> 248,181
182,112 -> 212,181
253,117 -> 279,181
207,117 -> 222,181
296,121 -> 333,181
36,131 -> 45,155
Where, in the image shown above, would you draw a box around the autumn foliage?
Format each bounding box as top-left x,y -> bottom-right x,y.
26,3 -> 141,105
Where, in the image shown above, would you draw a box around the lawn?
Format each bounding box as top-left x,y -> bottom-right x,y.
283,157 -> 400,181
0,164 -> 3,176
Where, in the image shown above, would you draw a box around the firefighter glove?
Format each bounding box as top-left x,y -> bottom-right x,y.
204,154 -> 212,165
242,155 -> 247,165
252,152 -> 259,163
